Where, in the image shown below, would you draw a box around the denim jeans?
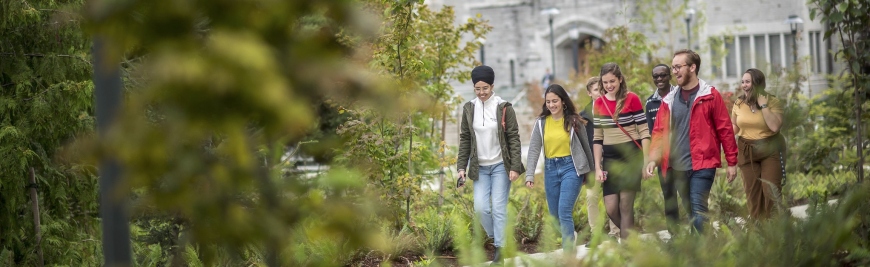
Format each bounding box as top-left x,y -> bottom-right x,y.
473,162 -> 510,247
671,168 -> 716,233
544,156 -> 584,250
659,168 -> 690,234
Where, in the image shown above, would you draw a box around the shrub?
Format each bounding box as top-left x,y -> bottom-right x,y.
412,207 -> 454,253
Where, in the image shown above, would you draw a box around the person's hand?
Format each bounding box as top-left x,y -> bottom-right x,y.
596,169 -> 606,182
509,171 -> 519,182
525,181 -> 534,188
726,166 -> 738,183
644,161 -> 657,179
757,94 -> 768,106
457,170 -> 466,189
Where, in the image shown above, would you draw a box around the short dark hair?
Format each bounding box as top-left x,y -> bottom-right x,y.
674,49 -> 701,75
652,64 -> 670,73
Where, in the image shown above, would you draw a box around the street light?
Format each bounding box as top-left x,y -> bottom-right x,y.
785,14 -> 804,97
541,7 -> 560,78
478,37 -> 486,65
570,28 -> 580,76
684,8 -> 695,49
785,15 -> 804,66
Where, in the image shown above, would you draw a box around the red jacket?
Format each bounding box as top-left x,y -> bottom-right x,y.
649,79 -> 738,177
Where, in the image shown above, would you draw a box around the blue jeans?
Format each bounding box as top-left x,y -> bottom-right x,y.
544,156 -> 584,249
473,162 -> 510,247
671,168 -> 716,233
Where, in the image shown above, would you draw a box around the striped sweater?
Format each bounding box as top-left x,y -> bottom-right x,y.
593,92 -> 651,145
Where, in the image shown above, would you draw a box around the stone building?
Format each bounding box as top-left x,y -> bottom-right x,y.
429,0 -> 830,98
431,0 -> 830,148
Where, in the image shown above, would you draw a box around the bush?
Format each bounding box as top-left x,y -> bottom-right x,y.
412,207 -> 453,253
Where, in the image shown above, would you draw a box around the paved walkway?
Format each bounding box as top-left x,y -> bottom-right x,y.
466,199 -> 839,266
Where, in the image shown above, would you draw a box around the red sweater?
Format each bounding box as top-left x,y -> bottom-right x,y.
592,92 -> 650,146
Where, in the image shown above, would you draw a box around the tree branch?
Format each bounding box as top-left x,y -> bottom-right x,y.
0,52 -> 90,64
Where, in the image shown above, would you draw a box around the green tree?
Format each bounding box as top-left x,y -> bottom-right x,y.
585,26 -> 660,100
809,0 -> 870,182
0,0 -> 100,265
336,0 -> 489,228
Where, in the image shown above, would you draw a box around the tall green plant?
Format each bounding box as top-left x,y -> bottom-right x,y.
0,0 -> 100,265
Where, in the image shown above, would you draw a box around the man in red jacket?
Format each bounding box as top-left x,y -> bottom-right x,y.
644,49 -> 738,234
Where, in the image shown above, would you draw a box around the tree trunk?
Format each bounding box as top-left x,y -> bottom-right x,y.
407,114 -> 413,223
857,80 -> 865,183
438,110 -> 446,207
29,168 -> 44,267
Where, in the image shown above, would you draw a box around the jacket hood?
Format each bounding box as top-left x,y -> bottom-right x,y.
662,79 -> 713,106
471,95 -> 506,107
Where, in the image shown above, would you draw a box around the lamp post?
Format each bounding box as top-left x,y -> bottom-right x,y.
478,37 -> 486,65
541,7 -> 560,78
684,8 -> 695,49
785,14 -> 804,97
785,15 -> 804,67
570,28 -> 579,75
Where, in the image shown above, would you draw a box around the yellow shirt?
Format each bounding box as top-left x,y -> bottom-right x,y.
731,96 -> 784,140
544,116 -> 572,158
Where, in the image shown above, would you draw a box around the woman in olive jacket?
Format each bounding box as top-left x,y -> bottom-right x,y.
456,65 -> 525,264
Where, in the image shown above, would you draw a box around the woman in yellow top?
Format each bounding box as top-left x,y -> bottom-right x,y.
525,84 -> 594,252
731,68 -> 785,220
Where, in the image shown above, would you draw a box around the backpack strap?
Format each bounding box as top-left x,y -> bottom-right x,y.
501,106 -> 507,131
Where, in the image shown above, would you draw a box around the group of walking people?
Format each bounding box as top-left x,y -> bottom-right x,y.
456,49 -> 787,264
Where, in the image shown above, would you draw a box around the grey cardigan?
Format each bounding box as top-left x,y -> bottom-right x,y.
525,115 -> 595,182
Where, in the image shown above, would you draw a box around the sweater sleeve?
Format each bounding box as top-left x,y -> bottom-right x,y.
592,99 -> 604,145
525,119 -> 543,182
631,94 -> 651,139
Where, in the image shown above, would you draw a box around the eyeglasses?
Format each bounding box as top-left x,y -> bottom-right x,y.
672,63 -> 690,72
652,74 -> 669,79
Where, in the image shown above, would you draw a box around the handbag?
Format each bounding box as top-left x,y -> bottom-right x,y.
602,101 -> 643,149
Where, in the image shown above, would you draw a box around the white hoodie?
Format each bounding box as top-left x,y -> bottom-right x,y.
473,95 -> 505,166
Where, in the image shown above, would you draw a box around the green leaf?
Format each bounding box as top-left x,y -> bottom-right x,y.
829,11 -> 844,23
838,2 -> 849,12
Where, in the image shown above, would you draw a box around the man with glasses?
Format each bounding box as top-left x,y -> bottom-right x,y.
645,49 -> 738,234
645,64 -> 683,236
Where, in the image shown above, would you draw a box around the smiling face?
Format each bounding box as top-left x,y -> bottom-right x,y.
652,66 -> 671,91
474,81 -> 493,102
741,72 -> 753,98
601,73 -> 621,98
587,82 -> 601,101
545,92 -> 563,117
671,54 -> 695,88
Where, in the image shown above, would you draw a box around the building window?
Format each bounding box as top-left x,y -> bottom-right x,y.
770,34 -> 783,73
715,32 -> 819,77
808,31 -> 825,74
725,39 -> 737,77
